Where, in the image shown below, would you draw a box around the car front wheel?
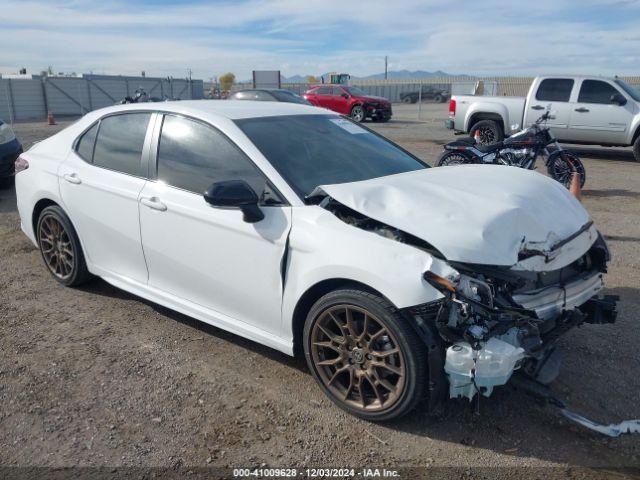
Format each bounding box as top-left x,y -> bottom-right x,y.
350,105 -> 365,123
37,205 -> 91,287
303,289 -> 428,421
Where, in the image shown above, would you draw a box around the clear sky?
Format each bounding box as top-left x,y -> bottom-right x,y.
2,0 -> 639,80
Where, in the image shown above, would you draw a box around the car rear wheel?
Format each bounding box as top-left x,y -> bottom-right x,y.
470,119 -> 504,145
303,289 -> 428,421
350,105 -> 365,123
437,151 -> 473,166
37,205 -> 91,287
633,135 -> 640,162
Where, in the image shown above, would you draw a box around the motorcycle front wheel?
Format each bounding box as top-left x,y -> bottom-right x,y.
437,151 -> 474,167
546,151 -> 586,189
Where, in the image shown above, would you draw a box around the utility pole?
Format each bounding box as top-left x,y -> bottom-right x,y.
384,56 -> 388,80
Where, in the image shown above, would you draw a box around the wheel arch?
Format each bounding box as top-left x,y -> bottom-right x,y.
467,112 -> 505,134
32,198 -> 60,237
631,123 -> 640,145
291,278 -> 389,357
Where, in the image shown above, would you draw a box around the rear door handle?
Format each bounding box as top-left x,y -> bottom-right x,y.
140,196 -> 167,211
531,105 -> 545,110
62,173 -> 81,184
574,107 -> 590,113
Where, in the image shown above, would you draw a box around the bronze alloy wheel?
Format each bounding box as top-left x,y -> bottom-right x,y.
310,304 -> 406,412
38,214 -> 75,280
37,206 -> 91,287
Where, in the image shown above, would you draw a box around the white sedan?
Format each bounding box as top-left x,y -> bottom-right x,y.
14,101 -> 617,421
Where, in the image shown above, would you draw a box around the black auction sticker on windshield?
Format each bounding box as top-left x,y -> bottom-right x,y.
330,118 -> 367,134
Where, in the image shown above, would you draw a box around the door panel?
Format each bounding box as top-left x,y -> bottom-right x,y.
139,182 -> 291,335
58,113 -> 153,282
314,87 -> 332,108
524,78 -> 574,140
330,87 -> 349,114
569,80 -> 633,143
138,113 -> 291,335
59,152 -> 148,282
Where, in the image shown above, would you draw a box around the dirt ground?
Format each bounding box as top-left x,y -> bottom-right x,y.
0,103 -> 639,478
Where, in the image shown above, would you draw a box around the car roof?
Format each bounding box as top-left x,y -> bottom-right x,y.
81,99 -> 330,122
235,89 -> 297,93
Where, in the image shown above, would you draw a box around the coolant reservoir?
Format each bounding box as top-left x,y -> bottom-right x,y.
445,338 -> 525,401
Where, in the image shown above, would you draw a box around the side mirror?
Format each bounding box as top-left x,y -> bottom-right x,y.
341,93 -> 349,99
611,93 -> 627,106
203,180 -> 264,223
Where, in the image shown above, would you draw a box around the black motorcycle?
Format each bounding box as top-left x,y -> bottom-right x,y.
437,111 -> 586,189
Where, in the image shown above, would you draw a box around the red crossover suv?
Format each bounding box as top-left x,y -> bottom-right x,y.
303,85 -> 392,123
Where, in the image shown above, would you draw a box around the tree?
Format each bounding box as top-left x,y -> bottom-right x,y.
219,72 -> 236,91
307,75 -> 319,84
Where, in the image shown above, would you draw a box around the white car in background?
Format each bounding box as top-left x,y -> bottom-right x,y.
14,101 -> 617,421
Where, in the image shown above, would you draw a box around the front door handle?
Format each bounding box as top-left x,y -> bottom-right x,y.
63,173 -> 81,184
140,196 -> 167,211
531,105 -> 545,110
574,107 -> 590,113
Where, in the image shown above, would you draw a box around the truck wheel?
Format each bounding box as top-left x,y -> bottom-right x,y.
470,120 -> 504,146
402,96 -> 412,104
303,288 -> 430,421
633,135 -> 640,162
433,94 -> 443,103
350,105 -> 365,123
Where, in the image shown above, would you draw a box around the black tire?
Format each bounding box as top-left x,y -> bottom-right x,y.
469,119 -> 504,146
546,151 -> 586,189
437,151 -> 474,167
401,96 -> 413,104
36,205 -> 91,287
433,94 -> 443,103
633,135 -> 640,162
303,288 -> 429,421
350,104 -> 365,123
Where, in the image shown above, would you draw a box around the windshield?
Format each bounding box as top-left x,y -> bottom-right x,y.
614,79 -> 640,102
235,114 -> 427,198
344,87 -> 368,97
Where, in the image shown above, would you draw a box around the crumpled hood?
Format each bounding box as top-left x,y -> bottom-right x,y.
312,165 -> 592,266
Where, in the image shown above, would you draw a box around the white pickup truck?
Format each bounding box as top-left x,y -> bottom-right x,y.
446,75 -> 640,161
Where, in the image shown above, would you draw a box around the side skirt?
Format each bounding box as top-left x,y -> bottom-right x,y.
93,267 -> 294,356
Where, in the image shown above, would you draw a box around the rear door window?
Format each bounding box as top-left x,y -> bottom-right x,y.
535,79 -> 574,102
578,80 -> 620,104
92,113 -> 152,176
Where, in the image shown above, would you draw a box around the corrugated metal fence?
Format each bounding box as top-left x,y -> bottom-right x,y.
219,76 -> 640,104
0,74 -> 204,122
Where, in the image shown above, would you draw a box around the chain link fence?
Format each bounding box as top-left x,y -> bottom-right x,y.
210,76 -> 640,120
0,74 -> 204,123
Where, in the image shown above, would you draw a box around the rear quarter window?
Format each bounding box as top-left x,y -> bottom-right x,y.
75,122 -> 99,162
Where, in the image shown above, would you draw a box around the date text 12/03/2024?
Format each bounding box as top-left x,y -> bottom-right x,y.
232,468 -> 400,478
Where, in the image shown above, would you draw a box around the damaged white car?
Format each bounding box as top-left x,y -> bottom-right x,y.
15,101 -> 618,423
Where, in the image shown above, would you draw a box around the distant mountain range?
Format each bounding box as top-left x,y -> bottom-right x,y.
280,70 -> 468,83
